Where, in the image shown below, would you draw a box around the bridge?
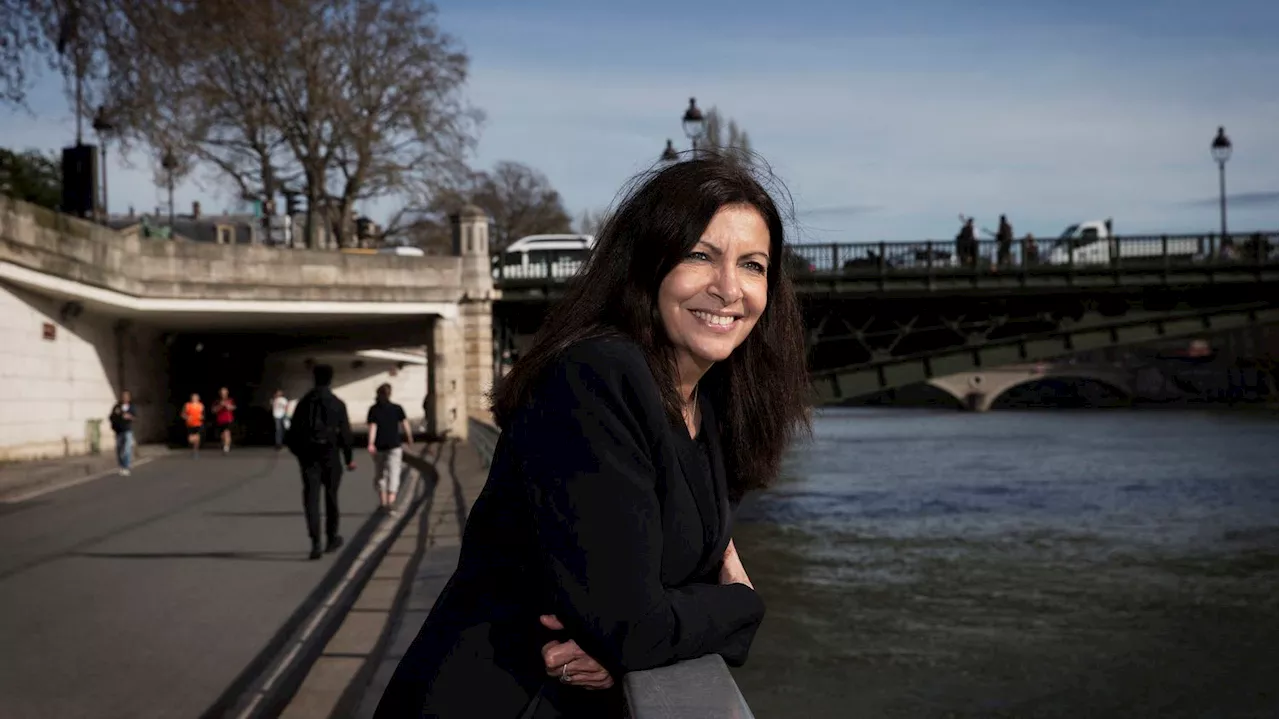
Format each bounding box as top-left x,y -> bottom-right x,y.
925,360 -> 1135,412
0,196 -> 497,459
493,232 -> 1279,407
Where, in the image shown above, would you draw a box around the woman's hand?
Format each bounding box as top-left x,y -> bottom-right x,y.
539,614 -> 615,690
718,539 -> 754,590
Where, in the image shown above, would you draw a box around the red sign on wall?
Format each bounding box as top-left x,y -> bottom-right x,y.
42,322 -> 56,341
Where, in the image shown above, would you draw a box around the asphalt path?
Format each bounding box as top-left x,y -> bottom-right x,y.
0,448 -> 381,719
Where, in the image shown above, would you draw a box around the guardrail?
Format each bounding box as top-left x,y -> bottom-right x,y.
491,231 -> 1278,285
464,415 -> 755,719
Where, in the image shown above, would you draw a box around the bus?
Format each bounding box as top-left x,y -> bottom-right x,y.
492,234 -> 595,280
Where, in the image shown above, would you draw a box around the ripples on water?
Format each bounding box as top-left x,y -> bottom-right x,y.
732,408 -> 1278,718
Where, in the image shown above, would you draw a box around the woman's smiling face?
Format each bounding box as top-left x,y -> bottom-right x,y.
657,203 -> 771,376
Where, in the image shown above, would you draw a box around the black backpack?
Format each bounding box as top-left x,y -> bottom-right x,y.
298,391 -> 339,451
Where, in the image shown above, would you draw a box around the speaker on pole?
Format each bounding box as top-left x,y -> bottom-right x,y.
61,144 -> 99,219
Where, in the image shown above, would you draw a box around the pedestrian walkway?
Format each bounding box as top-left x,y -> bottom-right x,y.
0,444 -> 174,503
0,448 -> 381,719
278,438 -> 490,718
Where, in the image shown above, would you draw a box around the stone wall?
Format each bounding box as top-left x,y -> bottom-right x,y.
258,353 -> 430,430
452,207 -> 497,421
1,195 -> 464,303
0,284 -> 169,460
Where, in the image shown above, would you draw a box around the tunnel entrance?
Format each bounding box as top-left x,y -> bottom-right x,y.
166,333 -> 271,447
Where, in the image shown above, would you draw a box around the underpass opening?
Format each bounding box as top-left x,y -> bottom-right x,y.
840,382 -> 967,410
162,317 -> 435,449
989,377 -> 1133,410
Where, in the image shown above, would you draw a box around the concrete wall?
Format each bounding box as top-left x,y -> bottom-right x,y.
1,195 -> 464,303
429,316 -> 469,440
0,283 -> 169,460
258,354 -> 429,429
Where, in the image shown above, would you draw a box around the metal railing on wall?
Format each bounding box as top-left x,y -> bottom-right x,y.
491,231 -> 1279,285
465,415 -> 756,719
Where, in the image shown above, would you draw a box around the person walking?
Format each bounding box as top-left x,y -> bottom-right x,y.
213,387 -> 237,454
285,365 -> 356,560
996,214 -> 1014,267
181,393 -> 205,458
109,390 -> 136,476
366,383 -> 414,514
271,389 -> 290,450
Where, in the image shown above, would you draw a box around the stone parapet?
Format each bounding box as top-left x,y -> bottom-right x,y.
1,195 -> 466,303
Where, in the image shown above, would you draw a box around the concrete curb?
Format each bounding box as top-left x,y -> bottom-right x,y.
205,444 -> 441,719
325,440 -> 459,719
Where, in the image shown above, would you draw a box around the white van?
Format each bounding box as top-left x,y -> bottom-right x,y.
493,234 -> 595,280
1045,220 -> 1199,265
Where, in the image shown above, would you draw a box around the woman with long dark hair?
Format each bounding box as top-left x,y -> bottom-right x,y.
375,153 -> 811,718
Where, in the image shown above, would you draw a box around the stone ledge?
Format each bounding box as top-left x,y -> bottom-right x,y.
1,195 -> 469,304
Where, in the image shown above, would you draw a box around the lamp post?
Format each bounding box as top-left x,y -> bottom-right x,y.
1210,126 -> 1232,239
659,138 -> 679,164
91,106 -> 115,223
682,97 -> 705,153
161,147 -> 178,234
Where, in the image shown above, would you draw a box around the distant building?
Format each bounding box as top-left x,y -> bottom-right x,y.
106,201 -> 342,249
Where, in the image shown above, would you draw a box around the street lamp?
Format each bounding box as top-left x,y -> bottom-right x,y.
660,138 -> 679,164
682,97 -> 705,152
91,106 -> 115,223
1210,126 -> 1232,239
161,147 -> 178,234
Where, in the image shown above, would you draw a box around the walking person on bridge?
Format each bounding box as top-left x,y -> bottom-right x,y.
108,390 -> 136,476
285,364 -> 356,561
366,383 -> 413,514
996,214 -> 1014,267
375,154 -> 811,718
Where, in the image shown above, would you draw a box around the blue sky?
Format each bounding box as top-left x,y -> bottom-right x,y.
3,0 -> 1276,243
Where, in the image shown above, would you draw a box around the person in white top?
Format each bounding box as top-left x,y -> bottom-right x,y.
271,389 -> 290,450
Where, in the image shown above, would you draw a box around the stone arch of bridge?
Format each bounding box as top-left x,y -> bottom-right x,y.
927,367 -> 1134,412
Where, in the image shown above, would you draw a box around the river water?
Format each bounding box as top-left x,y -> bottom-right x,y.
731,407 -> 1277,718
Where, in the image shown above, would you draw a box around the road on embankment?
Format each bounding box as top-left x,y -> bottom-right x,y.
0,448 -> 381,719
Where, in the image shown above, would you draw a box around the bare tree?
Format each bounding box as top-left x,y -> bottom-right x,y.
0,0 -> 61,108
702,107 -> 753,166
417,161 -> 570,251
321,0 -> 480,247
66,0 -> 478,248
575,207 -> 607,236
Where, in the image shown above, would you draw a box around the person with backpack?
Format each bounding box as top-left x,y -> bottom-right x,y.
285,364 -> 356,560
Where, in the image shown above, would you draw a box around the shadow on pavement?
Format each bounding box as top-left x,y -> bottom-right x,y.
75,551 -> 306,563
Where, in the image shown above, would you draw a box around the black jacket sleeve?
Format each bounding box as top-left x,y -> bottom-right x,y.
513,340 -> 766,676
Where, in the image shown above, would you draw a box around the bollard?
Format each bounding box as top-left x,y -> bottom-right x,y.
86,419 -> 103,454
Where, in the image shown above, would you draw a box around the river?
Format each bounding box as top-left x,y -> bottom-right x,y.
731,407 -> 1277,718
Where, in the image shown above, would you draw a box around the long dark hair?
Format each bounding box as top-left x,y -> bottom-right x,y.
492,152 -> 811,500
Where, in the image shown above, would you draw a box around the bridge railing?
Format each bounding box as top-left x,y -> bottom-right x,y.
465,415 -> 756,719
786,231 -> 1278,274
492,231 -> 1277,285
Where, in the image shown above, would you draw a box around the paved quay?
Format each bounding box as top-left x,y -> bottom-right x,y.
278,438 -> 490,718
0,447 -> 383,719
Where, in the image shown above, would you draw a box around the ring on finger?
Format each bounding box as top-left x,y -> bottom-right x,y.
560,663 -> 570,683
